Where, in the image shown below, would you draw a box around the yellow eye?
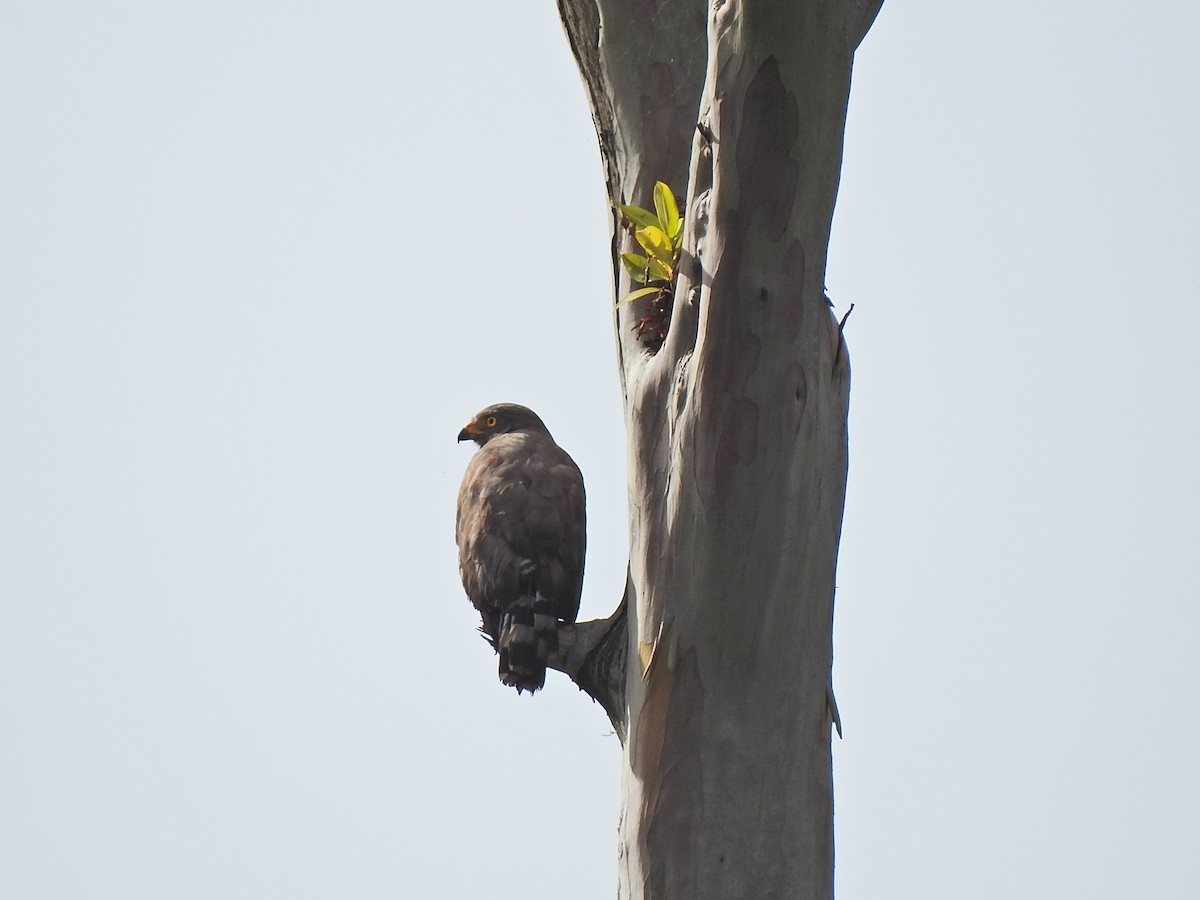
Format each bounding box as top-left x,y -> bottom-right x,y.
486,416 -> 497,427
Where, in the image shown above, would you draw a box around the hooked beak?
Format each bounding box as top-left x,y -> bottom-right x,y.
457,421 -> 479,443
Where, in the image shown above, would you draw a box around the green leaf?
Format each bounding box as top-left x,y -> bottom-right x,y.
653,182 -> 680,238
647,257 -> 673,281
618,285 -> 665,306
618,204 -> 660,230
635,225 -> 675,265
621,252 -> 650,281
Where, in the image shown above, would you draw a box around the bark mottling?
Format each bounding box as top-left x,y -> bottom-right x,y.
639,64 -> 692,194
643,648 -> 704,897
781,362 -> 807,439
714,396 -> 759,498
781,239 -> 806,341
736,57 -> 799,241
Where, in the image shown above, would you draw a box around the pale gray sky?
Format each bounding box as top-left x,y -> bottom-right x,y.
3,2 -> 1198,898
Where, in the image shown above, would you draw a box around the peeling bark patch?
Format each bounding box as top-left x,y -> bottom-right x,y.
736,57 -> 799,241
781,239 -> 805,341
630,637 -> 671,783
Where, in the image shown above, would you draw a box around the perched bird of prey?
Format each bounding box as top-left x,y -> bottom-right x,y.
456,403 -> 586,693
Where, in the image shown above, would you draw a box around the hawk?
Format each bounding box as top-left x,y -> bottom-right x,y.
455,403 -> 586,693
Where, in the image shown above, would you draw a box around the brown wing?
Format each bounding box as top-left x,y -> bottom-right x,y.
455,431 -> 586,640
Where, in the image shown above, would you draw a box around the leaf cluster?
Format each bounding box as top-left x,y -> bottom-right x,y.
618,182 -> 682,305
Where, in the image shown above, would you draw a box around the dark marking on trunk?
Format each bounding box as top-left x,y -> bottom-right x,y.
640,63 -> 691,191
736,57 -> 799,241
782,363 -> 807,438
714,395 -> 760,503
695,202 -> 760,507
781,239 -> 806,341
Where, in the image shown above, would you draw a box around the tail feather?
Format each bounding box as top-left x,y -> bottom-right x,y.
496,592 -> 559,693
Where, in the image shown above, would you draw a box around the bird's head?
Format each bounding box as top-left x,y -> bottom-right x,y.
457,403 -> 550,446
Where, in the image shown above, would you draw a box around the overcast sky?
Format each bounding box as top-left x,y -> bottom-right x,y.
3,2 -> 1198,898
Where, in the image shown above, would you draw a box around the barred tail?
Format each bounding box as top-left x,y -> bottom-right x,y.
496,592 -> 559,694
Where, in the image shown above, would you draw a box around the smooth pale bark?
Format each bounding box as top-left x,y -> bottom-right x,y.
549,1 -> 881,896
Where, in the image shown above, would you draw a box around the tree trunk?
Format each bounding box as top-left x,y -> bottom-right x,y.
551,1 -> 882,896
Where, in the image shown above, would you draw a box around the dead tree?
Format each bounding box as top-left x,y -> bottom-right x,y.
547,1 -> 883,896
